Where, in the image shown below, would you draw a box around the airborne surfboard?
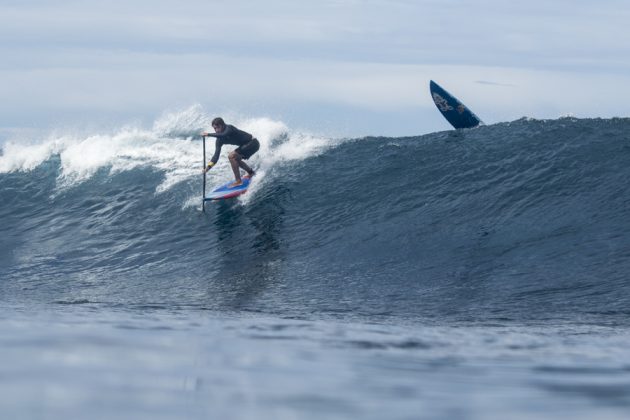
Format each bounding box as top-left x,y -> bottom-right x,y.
430,80 -> 482,129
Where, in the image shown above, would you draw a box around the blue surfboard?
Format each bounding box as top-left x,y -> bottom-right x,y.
205,176 -> 251,201
430,80 -> 482,129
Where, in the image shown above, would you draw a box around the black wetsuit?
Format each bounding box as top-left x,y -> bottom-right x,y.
207,125 -> 260,164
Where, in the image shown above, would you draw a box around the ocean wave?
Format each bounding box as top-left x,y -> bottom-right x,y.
2,116 -> 629,323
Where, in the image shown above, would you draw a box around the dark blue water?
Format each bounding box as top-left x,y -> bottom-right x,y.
2,117 -> 630,321
2,116 -> 630,419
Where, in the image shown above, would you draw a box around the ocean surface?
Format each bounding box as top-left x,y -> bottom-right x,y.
2,108 -> 630,419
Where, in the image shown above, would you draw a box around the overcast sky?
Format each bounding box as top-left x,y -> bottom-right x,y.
2,0 -> 630,137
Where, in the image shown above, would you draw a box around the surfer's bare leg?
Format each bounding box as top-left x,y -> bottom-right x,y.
239,160 -> 254,177
228,151 -> 243,186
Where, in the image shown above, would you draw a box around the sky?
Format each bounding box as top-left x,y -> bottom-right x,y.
2,0 -> 630,138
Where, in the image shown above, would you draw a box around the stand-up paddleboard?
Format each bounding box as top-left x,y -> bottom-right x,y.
205,176 -> 251,201
201,135 -> 253,210
430,80 -> 482,129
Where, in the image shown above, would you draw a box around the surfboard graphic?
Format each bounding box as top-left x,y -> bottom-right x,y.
430,80 -> 482,129
205,176 -> 251,201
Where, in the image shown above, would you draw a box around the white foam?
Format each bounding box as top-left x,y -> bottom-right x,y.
152,104 -> 212,139
0,105 -> 341,203
0,138 -> 62,173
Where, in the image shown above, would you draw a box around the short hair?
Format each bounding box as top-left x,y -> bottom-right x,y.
212,117 -> 225,127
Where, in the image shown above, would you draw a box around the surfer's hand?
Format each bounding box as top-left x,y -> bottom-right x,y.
201,131 -> 209,137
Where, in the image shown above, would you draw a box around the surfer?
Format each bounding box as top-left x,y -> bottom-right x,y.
202,117 -> 260,187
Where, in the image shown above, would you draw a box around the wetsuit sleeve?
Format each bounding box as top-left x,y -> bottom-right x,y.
206,125 -> 234,139
210,138 -> 223,164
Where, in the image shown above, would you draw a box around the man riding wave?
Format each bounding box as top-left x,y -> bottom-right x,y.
201,117 -> 260,187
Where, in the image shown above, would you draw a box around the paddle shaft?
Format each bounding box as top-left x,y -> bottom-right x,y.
202,135 -> 206,212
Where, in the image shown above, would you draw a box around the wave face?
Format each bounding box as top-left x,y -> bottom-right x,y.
2,113 -> 630,323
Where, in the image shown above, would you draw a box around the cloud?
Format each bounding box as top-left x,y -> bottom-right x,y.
1,0 -> 630,136
475,81 -> 516,87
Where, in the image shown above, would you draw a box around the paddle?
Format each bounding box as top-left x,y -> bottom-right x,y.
202,134 -> 207,212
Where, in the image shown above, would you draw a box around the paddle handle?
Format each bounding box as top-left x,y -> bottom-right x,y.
202,135 -> 206,212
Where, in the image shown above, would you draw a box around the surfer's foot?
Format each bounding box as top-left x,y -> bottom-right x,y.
229,180 -> 243,187
245,170 -> 255,178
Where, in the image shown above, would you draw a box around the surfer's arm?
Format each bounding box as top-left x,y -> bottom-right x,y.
205,125 -> 234,139
209,138 -> 223,165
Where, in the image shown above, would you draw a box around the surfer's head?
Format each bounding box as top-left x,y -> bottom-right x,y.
212,117 -> 226,133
